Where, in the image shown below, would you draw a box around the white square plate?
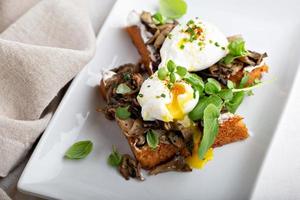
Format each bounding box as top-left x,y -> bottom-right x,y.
18,0 -> 300,199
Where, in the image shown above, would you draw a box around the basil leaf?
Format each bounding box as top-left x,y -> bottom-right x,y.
116,83 -> 132,94
189,95 -> 223,121
225,91 -> 245,113
107,146 -> 122,167
176,66 -> 187,77
198,104 -> 220,159
227,80 -> 235,89
116,106 -> 131,119
167,60 -> 176,72
158,67 -> 168,80
65,140 -> 93,159
152,12 -> 165,25
159,0 -> 187,19
146,129 -> 159,149
217,89 -> 233,101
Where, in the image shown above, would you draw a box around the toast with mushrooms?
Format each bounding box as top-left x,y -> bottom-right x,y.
99,63 -> 249,170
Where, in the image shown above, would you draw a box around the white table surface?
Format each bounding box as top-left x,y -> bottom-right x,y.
17,0 -> 300,199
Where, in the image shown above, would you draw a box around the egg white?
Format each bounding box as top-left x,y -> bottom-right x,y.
160,18 -> 228,72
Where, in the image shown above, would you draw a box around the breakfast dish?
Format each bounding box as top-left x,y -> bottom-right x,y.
99,2 -> 268,180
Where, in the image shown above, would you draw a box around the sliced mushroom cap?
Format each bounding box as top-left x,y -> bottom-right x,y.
167,132 -> 185,149
149,155 -> 192,175
140,11 -> 154,25
119,154 -> 144,181
116,118 -> 134,134
116,118 -> 145,137
135,135 -> 146,147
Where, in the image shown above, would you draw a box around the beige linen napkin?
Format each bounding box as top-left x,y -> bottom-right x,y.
0,0 -> 96,198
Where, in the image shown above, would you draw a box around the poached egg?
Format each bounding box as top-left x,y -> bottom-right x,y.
160,18 -> 228,72
137,72 -> 199,124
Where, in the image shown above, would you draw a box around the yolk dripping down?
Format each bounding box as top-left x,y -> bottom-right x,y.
186,126 -> 214,169
166,83 -> 186,120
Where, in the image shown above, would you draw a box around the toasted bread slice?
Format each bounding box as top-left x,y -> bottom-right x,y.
128,137 -> 179,169
213,115 -> 249,148
115,115 -> 248,169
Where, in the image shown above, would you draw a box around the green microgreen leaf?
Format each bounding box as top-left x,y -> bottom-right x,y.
159,0 -> 187,19
65,140 -> 93,160
152,12 -> 165,25
158,67 -> 168,80
116,83 -> 132,94
116,106 -> 131,120
225,91 -> 245,113
228,38 -> 248,57
188,95 -> 223,121
198,104 -> 220,160
204,78 -> 222,95
170,72 -> 176,83
239,74 -> 249,88
146,129 -> 159,149
222,38 -> 248,64
167,60 -> 176,72
176,66 -> 187,77
107,146 -> 122,167
217,89 -> 233,101
227,80 -> 235,89
184,73 -> 204,96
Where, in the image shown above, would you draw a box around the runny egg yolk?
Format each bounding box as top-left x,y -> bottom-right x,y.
166,83 -> 192,120
186,126 -> 214,169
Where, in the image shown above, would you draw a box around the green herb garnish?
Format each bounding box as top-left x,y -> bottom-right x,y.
176,66 -> 187,77
65,140 -> 93,160
123,73 -> 131,81
170,72 -> 176,83
222,38 -> 248,64
107,146 -> 122,167
159,0 -> 187,19
198,104 -> 220,159
146,129 -> 159,149
116,106 -> 131,119
188,95 -> 223,121
152,12 -> 165,25
217,89 -> 233,101
158,67 -> 168,80
204,78 -> 222,94
167,60 -> 176,72
116,83 -> 132,94
239,74 -> 249,88
225,91 -> 245,113
227,80 -> 235,89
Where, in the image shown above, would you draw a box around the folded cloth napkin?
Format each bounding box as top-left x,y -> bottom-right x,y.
0,0 -> 96,198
